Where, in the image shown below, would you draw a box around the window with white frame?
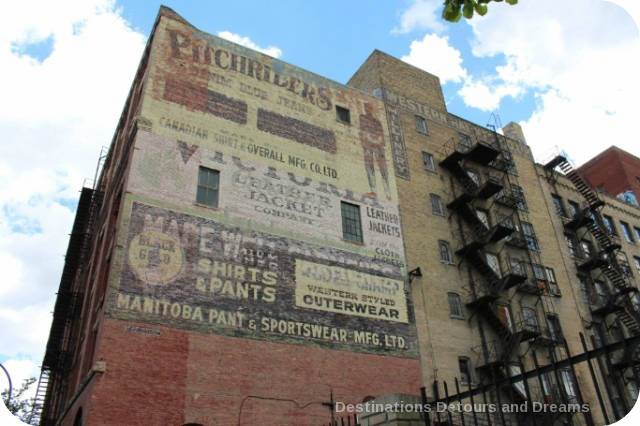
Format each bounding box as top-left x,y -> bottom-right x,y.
448,292 -> 464,319
439,240 -> 453,264
422,151 -> 435,171
430,194 -> 445,216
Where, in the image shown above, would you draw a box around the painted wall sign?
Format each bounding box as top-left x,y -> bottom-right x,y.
145,17 -> 399,203
110,201 -> 417,357
129,134 -> 406,271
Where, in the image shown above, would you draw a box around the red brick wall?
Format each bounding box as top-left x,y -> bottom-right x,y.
578,146 -> 640,200
78,318 -> 421,426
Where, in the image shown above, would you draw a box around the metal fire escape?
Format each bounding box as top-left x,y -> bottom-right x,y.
31,184 -> 102,426
544,155 -> 640,334
439,133 -> 560,408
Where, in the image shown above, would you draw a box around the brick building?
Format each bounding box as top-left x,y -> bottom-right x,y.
577,146 -> 640,207
34,7 -> 640,426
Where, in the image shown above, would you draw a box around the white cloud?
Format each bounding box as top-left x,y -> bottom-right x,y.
0,0 -> 146,387
458,77 -> 523,112
465,0 -> 640,163
393,0 -> 445,34
396,0 -> 640,164
0,359 -> 40,401
217,31 -> 282,58
401,34 -> 467,84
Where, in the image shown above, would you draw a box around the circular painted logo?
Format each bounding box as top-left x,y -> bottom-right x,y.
128,230 -> 183,285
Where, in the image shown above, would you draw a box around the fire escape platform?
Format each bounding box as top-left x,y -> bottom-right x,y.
476,178 -> 503,199
544,155 -> 566,170
590,298 -> 623,316
439,151 -> 467,175
517,280 -> 543,295
506,233 -> 528,250
516,327 -> 541,342
563,210 -> 594,231
486,223 -> 514,243
495,195 -> 518,210
502,272 -> 527,290
455,241 -> 485,257
465,141 -> 500,165
577,255 -> 608,272
466,294 -> 499,310
447,192 -> 475,211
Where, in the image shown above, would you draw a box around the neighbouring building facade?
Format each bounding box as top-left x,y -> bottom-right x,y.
577,146 -> 640,207
35,7 -> 640,426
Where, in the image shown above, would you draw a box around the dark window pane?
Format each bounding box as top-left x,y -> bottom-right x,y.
341,201 -> 362,243
196,167 -> 220,207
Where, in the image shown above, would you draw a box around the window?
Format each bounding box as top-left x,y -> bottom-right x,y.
634,256 -> 640,273
415,115 -> 427,133
459,357 -> 474,384
617,252 -> 633,277
341,202 -> 363,243
336,105 -> 350,124
508,364 -> 527,399
486,252 -> 502,278
522,222 -> 539,250
476,209 -> 491,229
430,194 -> 445,216
603,214 -> 617,235
580,240 -> 593,258
635,227 -> 640,242
545,267 -> 560,296
522,307 -> 539,332
501,150 -> 517,174
509,258 -> 526,277
422,152 -> 435,171
533,264 -> 548,293
547,315 -> 563,343
541,373 -> 554,403
448,293 -> 464,319
594,280 -> 607,297
196,167 -> 220,208
560,370 -> 578,403
439,240 -> 453,264
567,200 -> 580,218
465,169 -> 480,186
592,322 -> 605,348
511,185 -> 527,211
620,221 -> 634,243
459,133 -> 472,152
552,194 -> 567,217
565,234 -> 578,257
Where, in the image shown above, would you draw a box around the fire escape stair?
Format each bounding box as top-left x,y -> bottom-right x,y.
549,155 -> 640,335
29,367 -> 51,425
460,249 -> 507,296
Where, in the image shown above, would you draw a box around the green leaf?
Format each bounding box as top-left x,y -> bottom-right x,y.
463,0 -> 474,19
473,2 -> 488,15
506,0 -> 518,4
443,2 -> 463,22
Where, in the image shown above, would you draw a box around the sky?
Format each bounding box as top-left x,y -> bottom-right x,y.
1,0 -> 639,405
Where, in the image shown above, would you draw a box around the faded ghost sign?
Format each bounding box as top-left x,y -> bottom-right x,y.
111,201 -> 417,357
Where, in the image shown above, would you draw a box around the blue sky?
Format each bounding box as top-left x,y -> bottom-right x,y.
113,0 -> 534,128
0,0 -> 639,404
